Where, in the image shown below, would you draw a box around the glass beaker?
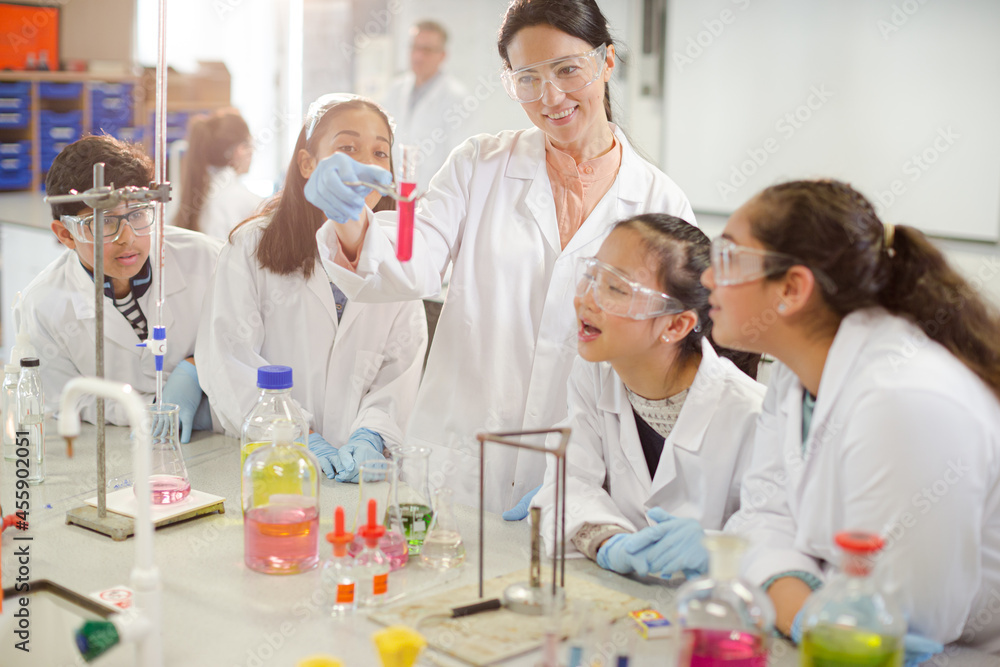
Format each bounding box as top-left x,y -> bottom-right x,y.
143,403 -> 190,505
349,459 -> 408,570
243,420 -> 321,574
419,487 -> 465,569
673,534 -> 774,667
799,532 -> 905,666
396,445 -> 433,555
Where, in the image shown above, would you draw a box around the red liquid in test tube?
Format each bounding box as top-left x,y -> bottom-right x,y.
396,145 -> 417,261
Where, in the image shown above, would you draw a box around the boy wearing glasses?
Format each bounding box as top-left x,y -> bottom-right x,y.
14,135 -> 224,437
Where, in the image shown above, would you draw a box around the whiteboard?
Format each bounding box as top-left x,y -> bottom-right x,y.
662,0 -> 1000,241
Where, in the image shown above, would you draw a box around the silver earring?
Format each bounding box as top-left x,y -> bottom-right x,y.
777,303 -> 787,313
661,335 -> 671,343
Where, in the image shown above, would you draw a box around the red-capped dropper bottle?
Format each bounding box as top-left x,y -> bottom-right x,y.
321,506 -> 358,616
355,498 -> 390,606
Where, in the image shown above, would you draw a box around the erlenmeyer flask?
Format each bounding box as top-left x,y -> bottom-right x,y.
395,445 -> 433,555
419,487 -> 465,569
144,403 -> 190,504
349,459 -> 408,570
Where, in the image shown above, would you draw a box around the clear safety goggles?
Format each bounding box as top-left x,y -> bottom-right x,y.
501,44 -> 608,104
575,256 -> 686,320
60,203 -> 155,245
710,237 -> 837,292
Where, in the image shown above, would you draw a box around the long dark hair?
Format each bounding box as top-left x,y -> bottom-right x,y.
615,214 -> 762,380
497,0 -> 615,123
174,108 -> 251,232
751,179 -> 1000,400
232,97 -> 395,278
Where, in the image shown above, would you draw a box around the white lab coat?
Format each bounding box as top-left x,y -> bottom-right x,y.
14,226 -> 224,425
726,308 -> 1000,652
198,166 -> 263,240
196,218 -> 427,449
317,125 -> 695,512
381,71 -> 470,189
536,339 -> 765,557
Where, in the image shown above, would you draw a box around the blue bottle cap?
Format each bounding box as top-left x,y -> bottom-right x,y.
257,365 -> 293,390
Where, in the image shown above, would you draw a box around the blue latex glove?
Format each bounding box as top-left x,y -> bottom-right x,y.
903,633 -> 943,666
303,152 -> 393,223
502,484 -> 541,521
161,360 -> 204,444
334,428 -> 386,483
596,522 -> 680,576
791,609 -> 942,666
642,507 -> 709,579
307,432 -> 340,479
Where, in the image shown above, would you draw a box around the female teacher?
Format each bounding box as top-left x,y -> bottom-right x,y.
304,0 -> 695,512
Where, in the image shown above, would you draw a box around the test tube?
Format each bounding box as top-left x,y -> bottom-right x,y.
396,145 -> 417,262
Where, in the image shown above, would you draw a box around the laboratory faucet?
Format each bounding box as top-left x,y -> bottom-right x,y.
58,378 -> 162,667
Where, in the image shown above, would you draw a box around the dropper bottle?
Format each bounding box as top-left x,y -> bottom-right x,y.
322,506 -> 358,616
354,498 -> 390,607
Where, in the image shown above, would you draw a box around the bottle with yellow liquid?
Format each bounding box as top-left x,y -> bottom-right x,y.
243,420 -> 321,574
240,365 -> 309,465
799,532 -> 905,667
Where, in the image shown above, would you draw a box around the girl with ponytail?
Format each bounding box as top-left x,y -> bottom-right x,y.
175,108 -> 262,238
704,179 -> 1000,660
532,214 -> 766,580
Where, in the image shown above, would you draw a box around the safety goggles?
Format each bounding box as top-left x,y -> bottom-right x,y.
501,44 -> 608,104
60,203 -> 155,245
575,257 -> 686,320
710,237 -> 837,292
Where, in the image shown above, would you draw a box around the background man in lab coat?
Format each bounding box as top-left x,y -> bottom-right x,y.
380,20 -> 469,189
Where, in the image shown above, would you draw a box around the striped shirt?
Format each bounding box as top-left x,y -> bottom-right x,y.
112,290 -> 148,340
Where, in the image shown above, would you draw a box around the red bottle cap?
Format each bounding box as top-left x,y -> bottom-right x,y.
325,506 -> 354,557
835,531 -> 885,554
357,498 -> 385,546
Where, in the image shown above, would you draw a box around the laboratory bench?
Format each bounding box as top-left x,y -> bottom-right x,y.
0,426 -> 995,667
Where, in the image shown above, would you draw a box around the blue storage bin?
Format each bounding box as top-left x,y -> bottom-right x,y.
40,82 -> 84,100
0,154 -> 30,171
0,169 -> 32,190
93,107 -> 132,127
116,127 -> 143,143
0,110 -> 29,129
41,125 -> 81,142
92,121 -> 125,136
0,82 -> 30,96
92,82 -> 132,97
0,140 -> 31,156
0,95 -> 28,110
40,109 -> 84,126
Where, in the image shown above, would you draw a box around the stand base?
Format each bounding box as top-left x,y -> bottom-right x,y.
65,501 -> 226,541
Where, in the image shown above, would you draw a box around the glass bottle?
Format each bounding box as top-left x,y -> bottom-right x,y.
799,532 -> 905,667
17,357 -> 44,485
240,365 -> 310,465
673,534 -> 774,667
144,403 -> 190,504
355,498 -> 390,607
243,420 -> 320,574
349,459 -> 408,570
322,506 -> 357,616
419,487 -> 465,569
2,364 -> 20,460
396,445 -> 433,556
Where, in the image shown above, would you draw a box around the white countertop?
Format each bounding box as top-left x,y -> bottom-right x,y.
0,425 -> 993,666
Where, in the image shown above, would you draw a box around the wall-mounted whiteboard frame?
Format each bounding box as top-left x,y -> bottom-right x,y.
662,0 -> 1000,242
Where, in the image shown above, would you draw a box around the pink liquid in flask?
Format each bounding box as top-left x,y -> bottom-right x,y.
244,504 -> 320,574
683,628 -> 767,667
149,475 -> 191,504
396,181 -> 416,261
348,530 -> 408,570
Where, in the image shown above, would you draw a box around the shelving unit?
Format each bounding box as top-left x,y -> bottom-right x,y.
0,65 -> 231,192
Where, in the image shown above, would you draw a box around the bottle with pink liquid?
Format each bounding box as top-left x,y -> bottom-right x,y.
243,420 -> 321,574
673,534 -> 775,667
348,459 -> 408,570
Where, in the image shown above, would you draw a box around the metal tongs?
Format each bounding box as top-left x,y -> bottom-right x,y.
343,180 -> 423,203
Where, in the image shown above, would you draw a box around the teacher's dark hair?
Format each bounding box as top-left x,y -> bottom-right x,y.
497,0 -> 615,123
